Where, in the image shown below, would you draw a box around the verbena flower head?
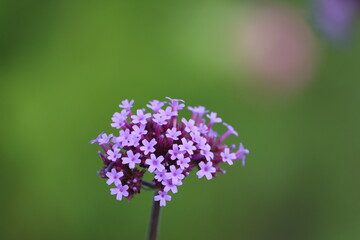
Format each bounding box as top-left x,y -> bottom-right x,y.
91,98 -> 250,206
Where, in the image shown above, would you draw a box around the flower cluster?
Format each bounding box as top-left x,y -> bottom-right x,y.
91,98 -> 249,206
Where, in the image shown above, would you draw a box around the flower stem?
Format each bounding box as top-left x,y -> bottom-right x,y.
148,191 -> 161,240
142,180 -> 157,190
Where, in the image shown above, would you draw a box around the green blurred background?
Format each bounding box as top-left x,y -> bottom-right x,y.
1,0 -> 359,239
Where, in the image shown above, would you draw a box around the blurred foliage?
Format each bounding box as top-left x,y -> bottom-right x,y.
0,0 -> 359,240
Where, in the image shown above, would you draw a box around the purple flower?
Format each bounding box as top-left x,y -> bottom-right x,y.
115,129 -> 132,146
198,123 -> 209,134
166,97 -> 185,111
91,97 -> 250,205
176,155 -> 191,169
106,168 -> 124,185
145,154 -> 165,173
122,150 -> 141,169
111,110 -> 128,129
129,135 -> 141,147
154,191 -> 172,206
131,124 -> 148,137
131,109 -> 151,125
196,137 -> 207,150
221,148 -> 237,165
219,123 -> 239,144
236,143 -> 250,166
223,123 -> 238,136
166,127 -> 181,140
107,148 -> 121,162
179,138 -> 196,155
153,113 -> 168,125
200,144 -> 214,161
147,100 -> 165,113
190,131 -> 202,143
181,118 -> 197,133
196,161 -> 216,180
140,138 -> 157,155
207,112 -> 222,125
159,106 -> 177,120
162,179 -> 179,193
188,106 -> 208,116
119,99 -> 134,110
166,165 -> 184,185
168,144 -> 185,160
110,184 -> 129,200
154,169 -> 168,182
93,133 -> 113,145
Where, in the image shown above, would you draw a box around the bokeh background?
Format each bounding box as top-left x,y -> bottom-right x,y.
1,0 -> 360,239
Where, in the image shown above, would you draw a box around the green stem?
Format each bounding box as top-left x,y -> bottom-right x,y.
147,191 -> 161,240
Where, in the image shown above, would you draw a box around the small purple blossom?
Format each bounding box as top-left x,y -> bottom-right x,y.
122,150 -> 141,169
119,99 -> 134,110
166,165 -> 184,185
106,169 -> 124,185
236,143 -> 250,166
153,113 -> 168,125
207,112 -> 222,124
221,148 -> 237,165
182,118 -> 197,133
190,130 -> 203,144
110,184 -> 129,200
140,138 -> 157,155
154,169 -> 168,182
219,122 -> 239,144
145,154 -> 165,173
179,138 -> 196,155
197,161 -> 216,180
166,97 -> 185,111
196,136 -> 207,150
158,106 -> 177,120
107,148 -> 121,162
116,129 -> 132,146
111,110 -> 128,129
92,133 -> 113,145
147,100 -> 165,113
176,155 -> 191,169
154,191 -> 172,207
168,144 -> 185,160
200,144 -> 214,161
166,128 -> 181,140
129,135 -> 141,147
162,179 -> 179,193
131,109 -> 151,125
223,123 -> 238,136
91,98 -> 250,205
198,123 -> 209,134
132,124 -> 148,137
188,106 -> 208,116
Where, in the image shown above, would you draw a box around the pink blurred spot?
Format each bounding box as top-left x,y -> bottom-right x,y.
233,4 -> 319,95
